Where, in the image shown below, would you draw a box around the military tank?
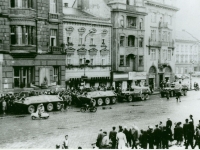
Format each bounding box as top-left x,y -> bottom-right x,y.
76,90 -> 117,106
14,95 -> 63,114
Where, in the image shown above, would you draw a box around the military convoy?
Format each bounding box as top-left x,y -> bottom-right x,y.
118,86 -> 151,102
160,83 -> 189,98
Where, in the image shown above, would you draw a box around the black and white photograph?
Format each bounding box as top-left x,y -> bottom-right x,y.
0,0 -> 200,149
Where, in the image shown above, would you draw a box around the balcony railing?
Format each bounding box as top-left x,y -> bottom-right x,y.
126,5 -> 146,13
49,13 -> 59,22
49,46 -> 64,54
9,8 -> 36,18
149,41 -> 174,47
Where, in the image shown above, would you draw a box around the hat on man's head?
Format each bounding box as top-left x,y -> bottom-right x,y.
190,115 -> 193,117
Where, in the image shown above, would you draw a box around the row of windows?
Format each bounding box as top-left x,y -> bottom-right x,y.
176,45 -> 199,53
66,56 -> 109,66
119,55 -> 143,67
119,36 -> 143,47
151,12 -> 172,25
13,66 -> 60,88
176,55 -> 198,63
150,49 -> 172,61
10,0 -> 57,13
175,67 -> 195,74
151,30 -> 171,42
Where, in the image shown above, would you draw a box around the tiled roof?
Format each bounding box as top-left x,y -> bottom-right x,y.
175,30 -> 198,41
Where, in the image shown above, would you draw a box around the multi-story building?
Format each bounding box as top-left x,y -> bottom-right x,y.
0,0 -> 65,92
145,0 -> 178,88
108,0 -> 147,90
175,31 -> 200,75
63,1 -> 112,88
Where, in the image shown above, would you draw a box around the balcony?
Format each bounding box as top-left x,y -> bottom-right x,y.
159,41 -> 169,47
149,41 -> 174,48
126,5 -> 146,13
49,46 -> 64,54
158,59 -> 170,69
149,41 -> 160,47
126,47 -> 138,55
9,8 -> 36,18
10,45 -> 37,58
49,13 -> 59,23
159,22 -> 168,28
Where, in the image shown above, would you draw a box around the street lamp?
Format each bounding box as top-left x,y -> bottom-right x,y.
189,60 -> 194,90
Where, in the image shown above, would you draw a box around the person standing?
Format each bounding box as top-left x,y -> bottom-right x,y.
176,122 -> 183,147
131,126 -> 139,149
162,126 -> 169,149
139,129 -> 148,149
123,126 -> 131,148
166,118 -> 172,129
185,121 -> 194,149
154,125 -> 162,149
2,100 -> 6,115
147,126 -> 154,149
101,132 -> 109,149
63,135 -> 69,149
96,129 -> 104,148
194,127 -> 200,149
109,126 -> 117,149
116,126 -> 127,149
183,119 -> 189,145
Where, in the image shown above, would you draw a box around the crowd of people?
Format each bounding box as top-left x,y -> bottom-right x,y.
93,115 -> 200,149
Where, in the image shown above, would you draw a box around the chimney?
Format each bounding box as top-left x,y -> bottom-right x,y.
64,3 -> 68,7
77,0 -> 82,9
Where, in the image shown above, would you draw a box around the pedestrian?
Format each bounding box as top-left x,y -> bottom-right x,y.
166,117 -> 172,129
2,100 -> 6,115
139,129 -> 148,149
189,115 -> 194,129
176,122 -> 183,147
109,126 -> 117,149
101,131 -> 109,149
96,129 -> 104,148
131,125 -> 139,149
116,126 -> 127,149
123,126 -> 131,148
183,119 -> 189,145
162,126 -> 169,149
166,89 -> 170,100
185,121 -> 194,149
63,135 -> 69,149
147,126 -> 154,149
154,124 -> 162,149
194,126 -> 200,149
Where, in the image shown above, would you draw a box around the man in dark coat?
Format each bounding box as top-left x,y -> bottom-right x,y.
109,126 -> 117,149
176,122 -> 183,146
162,126 -> 169,149
139,130 -> 148,149
166,118 -> 172,129
185,121 -> 194,149
154,125 -> 162,149
183,119 -> 189,145
96,129 -> 104,148
147,126 -> 154,149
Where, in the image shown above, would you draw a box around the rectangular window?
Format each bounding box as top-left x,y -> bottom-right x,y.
120,36 -> 125,47
13,67 -> 34,88
120,55 -> 124,66
176,54 -> 179,63
151,49 -> 156,60
10,26 -> 16,45
90,37 -> 94,45
139,56 -> 143,66
102,58 -> 105,65
67,59 -> 71,65
139,37 -> 143,47
50,0 -> 57,13
67,36 -> 71,44
126,55 -> 130,66
79,35 -> 83,45
168,50 -> 171,60
151,13 -> 156,23
181,55 -> 184,63
127,16 -> 137,28
53,66 -> 60,85
79,58 -> 83,65
50,29 -> 57,46
90,58 -> 93,65
102,38 -> 105,45
151,30 -> 156,41
128,36 -> 135,47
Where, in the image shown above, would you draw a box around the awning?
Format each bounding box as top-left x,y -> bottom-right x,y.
128,72 -> 147,80
113,73 -> 129,81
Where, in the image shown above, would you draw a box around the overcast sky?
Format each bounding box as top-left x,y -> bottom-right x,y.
63,0 -> 200,40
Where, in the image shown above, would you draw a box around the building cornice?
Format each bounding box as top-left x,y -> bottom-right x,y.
145,1 -> 179,12
175,39 -> 199,44
111,9 -> 148,16
63,17 -> 112,27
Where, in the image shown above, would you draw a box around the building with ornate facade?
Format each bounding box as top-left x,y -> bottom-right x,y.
175,31 -> 200,75
108,0 -> 147,90
63,1 -> 112,88
145,0 -> 178,88
0,0 -> 65,92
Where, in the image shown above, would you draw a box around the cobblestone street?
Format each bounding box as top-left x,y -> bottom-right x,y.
0,90 -> 200,149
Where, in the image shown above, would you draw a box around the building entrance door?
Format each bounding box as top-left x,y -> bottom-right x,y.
159,74 -> 163,85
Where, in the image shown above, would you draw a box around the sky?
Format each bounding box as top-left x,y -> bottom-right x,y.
63,0 -> 200,40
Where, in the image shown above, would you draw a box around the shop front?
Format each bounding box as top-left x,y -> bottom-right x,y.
148,66 -> 157,89
112,72 -> 129,91
128,72 -> 147,87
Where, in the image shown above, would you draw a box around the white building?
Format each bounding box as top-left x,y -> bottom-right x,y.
144,0 -> 179,88
175,31 -> 200,75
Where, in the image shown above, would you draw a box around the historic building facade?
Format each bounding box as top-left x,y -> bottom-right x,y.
108,0 -> 147,90
175,31 -> 200,75
0,0 -> 65,92
63,4 -> 112,88
145,0 -> 178,88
